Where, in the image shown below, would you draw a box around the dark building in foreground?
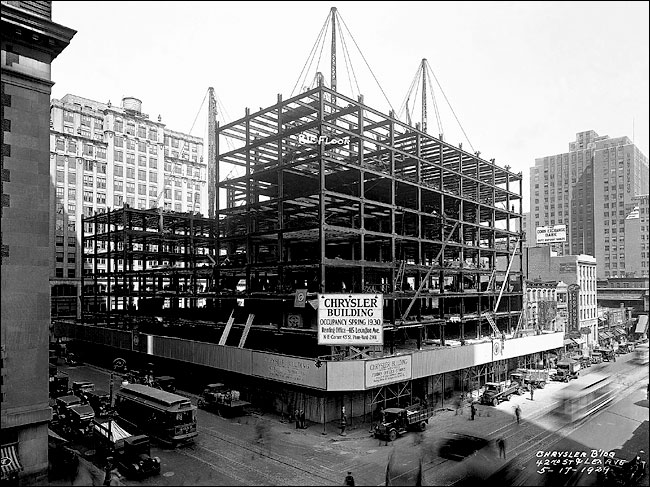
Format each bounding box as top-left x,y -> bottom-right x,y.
1,1 -> 75,483
57,84 -> 562,426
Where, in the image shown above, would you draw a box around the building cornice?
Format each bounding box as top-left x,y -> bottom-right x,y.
1,2 -> 76,60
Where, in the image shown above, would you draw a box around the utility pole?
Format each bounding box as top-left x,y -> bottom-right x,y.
208,87 -> 217,218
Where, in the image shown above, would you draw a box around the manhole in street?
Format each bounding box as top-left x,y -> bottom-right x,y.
163,472 -> 175,477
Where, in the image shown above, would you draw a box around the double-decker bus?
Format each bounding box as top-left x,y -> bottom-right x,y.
114,384 -> 197,446
552,373 -> 615,424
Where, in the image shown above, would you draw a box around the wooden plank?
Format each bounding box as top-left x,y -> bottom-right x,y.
218,310 -> 235,346
238,314 -> 255,348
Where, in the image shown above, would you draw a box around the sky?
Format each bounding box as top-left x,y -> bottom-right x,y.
50,1 -> 649,211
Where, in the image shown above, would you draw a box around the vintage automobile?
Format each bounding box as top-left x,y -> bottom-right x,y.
197,383 -> 250,416
114,435 -> 161,479
438,433 -> 490,461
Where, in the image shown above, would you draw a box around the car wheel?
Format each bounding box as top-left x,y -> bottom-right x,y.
492,398 -> 498,407
539,382 -> 545,389
389,429 -> 397,442
505,395 -> 511,401
418,421 -> 427,432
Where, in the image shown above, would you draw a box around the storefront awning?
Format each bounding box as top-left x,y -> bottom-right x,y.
563,338 -> 579,346
599,331 -> 613,340
635,315 -> 648,334
0,444 -> 23,478
613,328 -> 626,337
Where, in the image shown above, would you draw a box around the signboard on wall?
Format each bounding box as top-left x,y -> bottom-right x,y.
567,284 -> 580,333
317,294 -> 383,346
365,355 -> 412,388
536,224 -> 567,244
559,262 -> 577,274
251,353 -> 325,389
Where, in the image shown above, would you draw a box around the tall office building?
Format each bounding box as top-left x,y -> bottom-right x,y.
49,95 -> 206,317
529,130 -> 649,277
1,1 -> 75,483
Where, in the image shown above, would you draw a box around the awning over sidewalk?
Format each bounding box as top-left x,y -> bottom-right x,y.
599,331 -> 614,340
0,444 -> 23,478
613,328 -> 627,337
563,338 -> 579,346
635,315 -> 648,334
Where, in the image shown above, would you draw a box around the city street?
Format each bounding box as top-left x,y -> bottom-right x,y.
52,345 -> 649,486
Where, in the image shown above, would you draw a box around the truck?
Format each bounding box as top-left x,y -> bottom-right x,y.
197,383 -> 250,416
480,381 -> 523,406
374,405 -> 435,441
515,368 -> 550,390
52,395 -> 95,439
551,358 -> 581,382
93,419 -> 161,479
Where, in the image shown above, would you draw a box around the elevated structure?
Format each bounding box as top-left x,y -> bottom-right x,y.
62,84 -> 564,426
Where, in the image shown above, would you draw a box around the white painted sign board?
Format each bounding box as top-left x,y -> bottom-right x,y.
317,294 -> 383,346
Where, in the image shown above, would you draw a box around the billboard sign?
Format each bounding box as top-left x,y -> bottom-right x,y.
365,355 -> 412,388
317,294 -> 383,346
567,284 -> 580,333
536,224 -> 567,244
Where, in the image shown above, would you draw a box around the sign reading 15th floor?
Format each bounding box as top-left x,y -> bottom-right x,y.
317,294 -> 384,346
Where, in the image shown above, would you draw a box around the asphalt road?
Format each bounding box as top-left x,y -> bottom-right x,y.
53,345 -> 649,486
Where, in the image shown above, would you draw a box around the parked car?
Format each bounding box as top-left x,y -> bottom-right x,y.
438,433 -> 490,461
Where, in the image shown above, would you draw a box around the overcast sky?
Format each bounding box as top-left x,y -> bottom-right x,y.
50,1 -> 649,211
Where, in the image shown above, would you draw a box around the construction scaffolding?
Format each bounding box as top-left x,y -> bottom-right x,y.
81,83 -> 524,360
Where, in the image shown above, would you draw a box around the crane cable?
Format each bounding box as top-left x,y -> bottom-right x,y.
291,13 -> 330,96
337,14 -> 395,114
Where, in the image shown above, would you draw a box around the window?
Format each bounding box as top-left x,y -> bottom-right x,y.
114,165 -> 123,177
138,125 -> 147,138
114,194 -> 123,207
68,203 -> 76,214
126,182 -> 135,193
83,190 -> 93,202
68,188 -> 76,199
149,157 -> 157,169
138,154 -> 147,166
114,180 -> 123,192
114,150 -> 123,162
56,251 -> 64,263
115,119 -> 123,132
126,122 -> 135,136
68,172 -> 76,184
56,138 -> 65,151
138,184 -> 146,195
138,140 -> 147,152
83,143 -> 93,156
138,169 -> 146,181
149,172 -> 157,183
97,163 -> 106,174
96,147 -> 106,159
83,160 -> 93,171
148,128 -> 157,141
172,138 -> 179,148
83,175 -> 93,187
97,193 -> 106,205
114,135 -> 124,148
126,167 -> 135,179
126,139 -> 136,151
97,177 -> 106,189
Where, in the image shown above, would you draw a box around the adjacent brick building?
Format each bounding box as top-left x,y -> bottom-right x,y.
1,1 -> 75,483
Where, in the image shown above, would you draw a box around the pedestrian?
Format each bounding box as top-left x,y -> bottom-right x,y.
514,404 -> 521,424
497,437 -> 506,459
530,386 -> 535,401
344,471 -> 355,486
103,457 -> 114,486
470,402 -> 477,420
295,409 -> 301,429
300,409 -> 306,429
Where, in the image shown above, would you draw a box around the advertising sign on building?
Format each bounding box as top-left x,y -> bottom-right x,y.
317,294 -> 383,346
567,284 -> 580,333
536,224 -> 567,244
365,355 -> 412,388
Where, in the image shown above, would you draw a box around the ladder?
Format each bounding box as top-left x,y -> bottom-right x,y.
486,267 -> 497,292
485,312 -> 500,336
394,260 -> 406,291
